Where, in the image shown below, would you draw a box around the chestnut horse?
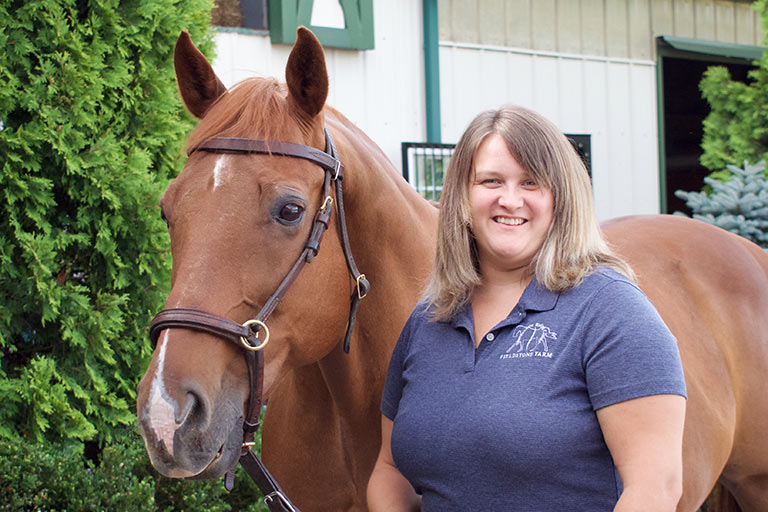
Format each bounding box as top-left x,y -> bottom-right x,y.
137,28 -> 768,511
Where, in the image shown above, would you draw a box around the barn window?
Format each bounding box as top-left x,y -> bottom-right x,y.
268,0 -> 374,50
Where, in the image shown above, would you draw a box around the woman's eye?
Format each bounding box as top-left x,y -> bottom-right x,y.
278,203 -> 304,223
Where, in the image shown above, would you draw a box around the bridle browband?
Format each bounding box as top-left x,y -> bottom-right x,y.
148,128 -> 369,511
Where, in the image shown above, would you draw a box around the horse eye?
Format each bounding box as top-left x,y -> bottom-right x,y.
278,203 -> 304,223
160,208 -> 168,226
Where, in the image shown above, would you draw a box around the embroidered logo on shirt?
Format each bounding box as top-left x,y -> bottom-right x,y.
499,322 -> 558,359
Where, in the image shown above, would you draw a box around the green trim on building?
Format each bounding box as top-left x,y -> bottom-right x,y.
658,36 -> 765,62
423,0 -> 441,143
655,51 -> 668,213
268,0 -> 374,50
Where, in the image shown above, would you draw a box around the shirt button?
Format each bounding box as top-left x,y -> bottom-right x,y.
486,333 -> 495,342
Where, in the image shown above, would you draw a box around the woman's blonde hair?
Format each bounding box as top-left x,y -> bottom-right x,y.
423,105 -> 634,320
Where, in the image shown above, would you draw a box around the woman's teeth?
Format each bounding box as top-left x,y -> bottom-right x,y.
495,217 -> 525,226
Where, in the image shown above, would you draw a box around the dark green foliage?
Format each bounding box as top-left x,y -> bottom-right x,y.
699,1 -> 768,180
0,430 -> 268,511
676,161 -> 768,248
0,0 -> 212,442
0,433 -> 155,511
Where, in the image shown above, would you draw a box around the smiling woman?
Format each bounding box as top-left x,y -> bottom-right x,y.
368,105 -> 688,512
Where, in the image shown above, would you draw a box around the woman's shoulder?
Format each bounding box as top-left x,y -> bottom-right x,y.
402,300 -> 441,332
564,266 -> 645,306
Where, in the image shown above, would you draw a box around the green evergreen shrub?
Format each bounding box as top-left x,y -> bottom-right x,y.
0,434 -> 155,511
675,160 -> 768,248
0,431 -> 268,511
0,0 -> 213,442
699,1 -> 768,180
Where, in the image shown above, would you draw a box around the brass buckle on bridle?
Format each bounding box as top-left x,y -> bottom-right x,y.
355,274 -> 368,300
240,319 -> 270,351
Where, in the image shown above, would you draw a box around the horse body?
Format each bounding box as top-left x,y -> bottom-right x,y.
603,215 -> 768,510
136,28 -> 768,511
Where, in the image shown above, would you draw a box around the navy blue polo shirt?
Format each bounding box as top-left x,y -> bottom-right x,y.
382,269 -> 686,511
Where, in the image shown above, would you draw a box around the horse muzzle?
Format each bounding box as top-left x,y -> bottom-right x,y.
137,368 -> 246,479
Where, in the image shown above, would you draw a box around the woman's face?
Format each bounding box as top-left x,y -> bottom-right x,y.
469,134 -> 554,276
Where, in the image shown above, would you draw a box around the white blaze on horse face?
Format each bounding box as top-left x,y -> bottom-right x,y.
146,330 -> 179,457
212,155 -> 231,190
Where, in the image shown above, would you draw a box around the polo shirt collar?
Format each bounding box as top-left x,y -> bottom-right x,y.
450,276 -> 560,331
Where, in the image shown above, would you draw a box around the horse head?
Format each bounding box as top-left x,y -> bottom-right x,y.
136,27 -> 357,480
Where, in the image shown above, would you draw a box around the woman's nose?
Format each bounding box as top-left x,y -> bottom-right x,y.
498,186 -> 523,209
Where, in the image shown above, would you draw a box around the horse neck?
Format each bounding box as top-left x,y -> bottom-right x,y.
315,114 -> 438,416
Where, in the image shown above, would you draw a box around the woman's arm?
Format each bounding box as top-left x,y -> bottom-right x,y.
596,394 -> 686,512
367,415 -> 421,512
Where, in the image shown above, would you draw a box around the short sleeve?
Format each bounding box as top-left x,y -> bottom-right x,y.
581,280 -> 687,410
381,310 -> 418,420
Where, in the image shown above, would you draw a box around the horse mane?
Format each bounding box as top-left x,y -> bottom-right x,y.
186,78 -> 293,152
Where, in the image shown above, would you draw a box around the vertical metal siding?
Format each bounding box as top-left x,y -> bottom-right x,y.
438,0 -> 763,56
437,0 -> 762,219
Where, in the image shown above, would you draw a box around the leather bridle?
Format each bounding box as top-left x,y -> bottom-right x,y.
148,128 -> 369,511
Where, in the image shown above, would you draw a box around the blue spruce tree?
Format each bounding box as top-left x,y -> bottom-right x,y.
675,161 -> 768,249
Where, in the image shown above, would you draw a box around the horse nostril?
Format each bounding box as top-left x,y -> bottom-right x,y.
176,383 -> 212,433
176,392 -> 197,425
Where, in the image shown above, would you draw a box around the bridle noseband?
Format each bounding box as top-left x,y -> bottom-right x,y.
148,128 -> 369,511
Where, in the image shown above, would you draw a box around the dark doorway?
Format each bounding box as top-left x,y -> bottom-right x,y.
661,55 -> 753,215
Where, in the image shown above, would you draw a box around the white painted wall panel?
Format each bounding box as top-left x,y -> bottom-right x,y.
531,55 -> 560,124
505,52 -> 535,109
209,0 -> 424,173
604,62 -> 634,218
479,50 -> 510,113
583,59 -> 611,219
439,43 -> 659,220
629,63 -> 660,214
558,59 -> 585,132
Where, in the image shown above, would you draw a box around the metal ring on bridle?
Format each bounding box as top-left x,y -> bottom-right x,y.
240,319 -> 270,351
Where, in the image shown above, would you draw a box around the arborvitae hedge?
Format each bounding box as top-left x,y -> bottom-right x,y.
0,0 -> 212,442
699,0 -> 768,180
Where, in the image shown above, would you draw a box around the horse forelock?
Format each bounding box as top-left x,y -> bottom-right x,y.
185,78 -> 299,152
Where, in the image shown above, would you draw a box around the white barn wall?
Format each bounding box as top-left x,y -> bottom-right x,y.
439,42 -> 659,220
209,0 -> 425,173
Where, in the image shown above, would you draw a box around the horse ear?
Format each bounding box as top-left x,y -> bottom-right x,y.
286,26 -> 329,119
174,31 -> 227,119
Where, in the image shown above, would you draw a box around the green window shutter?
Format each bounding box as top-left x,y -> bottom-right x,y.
268,0 -> 374,50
